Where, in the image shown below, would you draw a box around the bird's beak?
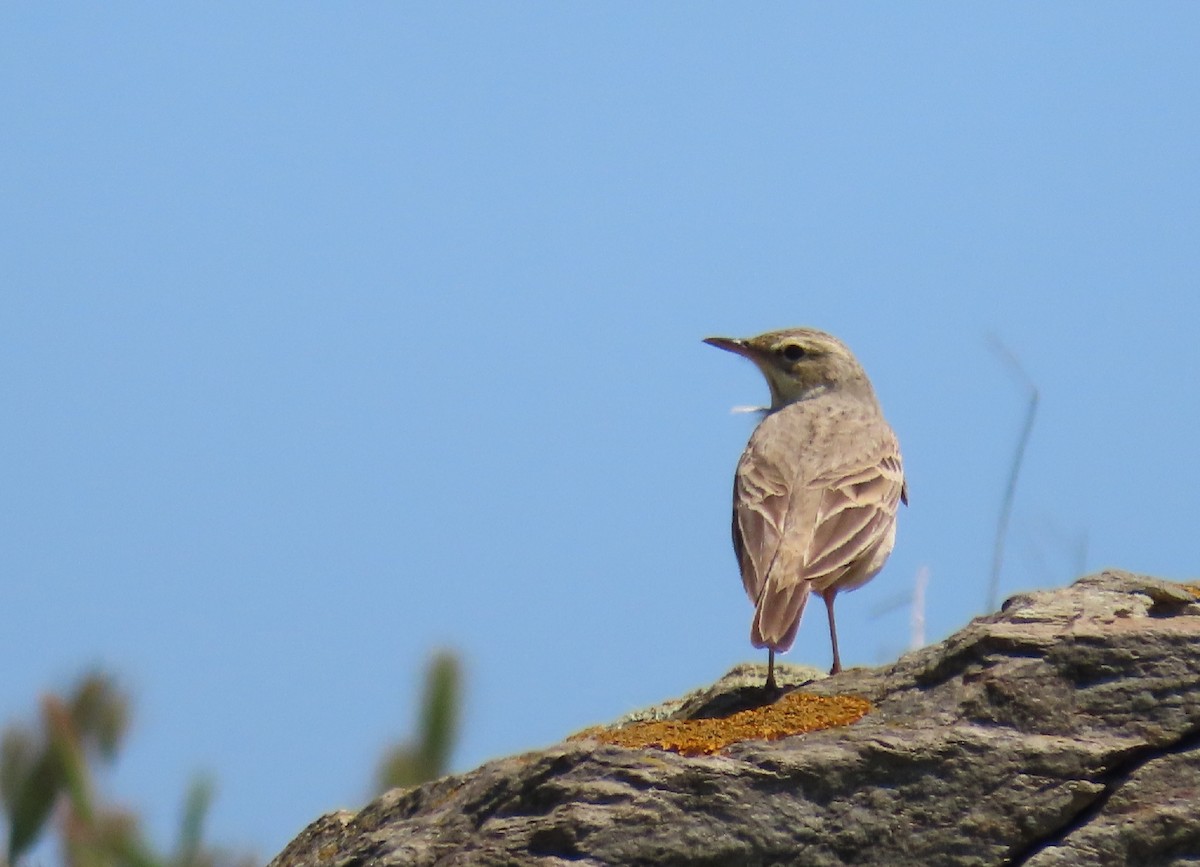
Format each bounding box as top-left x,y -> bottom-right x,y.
703,336 -> 752,358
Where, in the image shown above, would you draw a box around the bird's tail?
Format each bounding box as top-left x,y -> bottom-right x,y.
751,580 -> 810,652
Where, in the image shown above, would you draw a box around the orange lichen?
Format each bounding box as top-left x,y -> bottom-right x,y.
573,692 -> 872,756
1183,582 -> 1200,600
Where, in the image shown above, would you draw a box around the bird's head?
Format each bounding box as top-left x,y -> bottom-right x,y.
704,327 -> 875,410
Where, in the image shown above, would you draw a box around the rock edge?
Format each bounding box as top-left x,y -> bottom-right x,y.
271,571 -> 1200,866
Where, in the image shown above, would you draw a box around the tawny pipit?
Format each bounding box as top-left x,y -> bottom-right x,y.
705,328 -> 907,688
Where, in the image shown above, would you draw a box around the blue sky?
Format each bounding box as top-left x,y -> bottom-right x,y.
3,3 -> 1198,858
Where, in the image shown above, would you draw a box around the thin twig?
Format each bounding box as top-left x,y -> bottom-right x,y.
910,567 -> 930,650
1074,530 -> 1089,578
986,335 -> 1039,613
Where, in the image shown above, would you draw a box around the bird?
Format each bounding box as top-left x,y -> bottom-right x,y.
704,327 -> 907,689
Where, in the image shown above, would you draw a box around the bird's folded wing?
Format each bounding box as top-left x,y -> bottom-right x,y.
732,455 -> 791,606
803,446 -> 906,586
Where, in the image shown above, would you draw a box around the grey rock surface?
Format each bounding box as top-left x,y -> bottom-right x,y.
270,571 -> 1200,866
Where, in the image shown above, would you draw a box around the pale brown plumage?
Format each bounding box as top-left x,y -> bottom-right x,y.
705,327 -> 907,688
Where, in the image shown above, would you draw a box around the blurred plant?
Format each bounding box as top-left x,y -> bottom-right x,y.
374,651 -> 462,793
0,671 -> 252,867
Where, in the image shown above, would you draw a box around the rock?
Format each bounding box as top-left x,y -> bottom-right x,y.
269,570 -> 1200,866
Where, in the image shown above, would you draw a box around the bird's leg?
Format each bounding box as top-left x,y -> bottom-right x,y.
823,589 -> 842,675
765,648 -> 778,691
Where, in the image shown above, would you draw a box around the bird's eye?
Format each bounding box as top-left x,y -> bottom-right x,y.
781,344 -> 807,361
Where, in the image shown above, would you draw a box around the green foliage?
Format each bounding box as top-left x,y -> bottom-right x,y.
374,651 -> 462,792
172,776 -> 214,867
4,728 -> 61,863
66,677 -> 129,763
3,651 -> 467,865
2,674 -> 125,863
0,672 -> 252,867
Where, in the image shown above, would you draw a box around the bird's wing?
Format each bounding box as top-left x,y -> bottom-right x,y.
803,439 -> 906,589
731,450 -> 791,607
